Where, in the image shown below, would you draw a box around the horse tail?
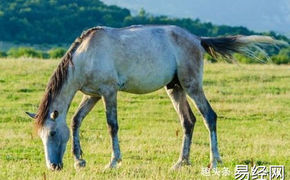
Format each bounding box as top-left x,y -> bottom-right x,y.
200,35 -> 287,60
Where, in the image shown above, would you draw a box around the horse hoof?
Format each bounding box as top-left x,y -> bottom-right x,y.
171,163 -> 182,170
104,159 -> 122,170
74,159 -> 86,169
208,157 -> 223,169
171,160 -> 191,170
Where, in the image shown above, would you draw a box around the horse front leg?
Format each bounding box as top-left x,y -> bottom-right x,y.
72,95 -> 100,169
103,91 -> 122,169
165,85 -> 196,170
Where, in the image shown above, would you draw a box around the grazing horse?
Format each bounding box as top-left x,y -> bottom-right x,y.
26,25 -> 282,170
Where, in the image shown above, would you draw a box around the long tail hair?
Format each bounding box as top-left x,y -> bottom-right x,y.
200,35 -> 287,61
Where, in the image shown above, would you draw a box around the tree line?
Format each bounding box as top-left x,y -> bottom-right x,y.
0,0 -> 289,63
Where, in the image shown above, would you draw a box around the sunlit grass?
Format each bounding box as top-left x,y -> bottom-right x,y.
0,59 -> 289,179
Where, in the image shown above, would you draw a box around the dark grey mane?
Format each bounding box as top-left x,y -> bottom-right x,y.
35,27 -> 102,129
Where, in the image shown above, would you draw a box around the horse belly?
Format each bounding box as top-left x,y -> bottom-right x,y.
119,58 -> 176,94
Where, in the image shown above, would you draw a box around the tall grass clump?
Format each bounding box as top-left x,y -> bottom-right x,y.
7,47 -> 47,58
271,47 -> 290,64
48,48 -> 66,58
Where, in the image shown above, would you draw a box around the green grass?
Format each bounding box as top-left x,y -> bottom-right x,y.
0,59 -> 289,179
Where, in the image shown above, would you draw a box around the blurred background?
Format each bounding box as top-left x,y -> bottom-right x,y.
0,0 -> 289,64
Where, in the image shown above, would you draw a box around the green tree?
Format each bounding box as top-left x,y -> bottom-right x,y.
0,0 -> 289,62
7,47 -> 44,58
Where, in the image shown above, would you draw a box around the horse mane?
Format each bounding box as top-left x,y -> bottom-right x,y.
35,27 -> 102,129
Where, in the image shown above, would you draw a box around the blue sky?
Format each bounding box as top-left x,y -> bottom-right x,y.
102,0 -> 290,37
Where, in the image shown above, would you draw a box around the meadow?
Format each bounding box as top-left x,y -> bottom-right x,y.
0,59 -> 289,179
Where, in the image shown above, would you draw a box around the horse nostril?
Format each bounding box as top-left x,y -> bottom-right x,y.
50,131 -> 56,137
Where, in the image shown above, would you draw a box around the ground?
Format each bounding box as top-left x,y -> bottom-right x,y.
0,59 -> 289,179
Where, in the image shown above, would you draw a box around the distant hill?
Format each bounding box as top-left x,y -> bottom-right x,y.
0,0 -> 289,45
0,0 -> 130,44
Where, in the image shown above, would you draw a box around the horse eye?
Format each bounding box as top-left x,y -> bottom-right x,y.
50,131 -> 56,137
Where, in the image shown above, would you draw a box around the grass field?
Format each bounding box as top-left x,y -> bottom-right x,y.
0,59 -> 289,179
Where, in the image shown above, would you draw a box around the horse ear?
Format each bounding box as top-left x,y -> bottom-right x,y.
26,112 -> 36,119
50,110 -> 59,120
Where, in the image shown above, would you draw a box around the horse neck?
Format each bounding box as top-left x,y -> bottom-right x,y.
50,74 -> 78,124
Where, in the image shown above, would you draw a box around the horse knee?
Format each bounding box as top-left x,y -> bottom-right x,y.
188,106 -> 197,124
183,109 -> 196,134
72,115 -> 81,132
183,119 -> 194,134
107,120 -> 119,136
205,108 -> 217,131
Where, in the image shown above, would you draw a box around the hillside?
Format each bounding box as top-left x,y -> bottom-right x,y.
0,0 -> 289,45
0,0 -> 130,44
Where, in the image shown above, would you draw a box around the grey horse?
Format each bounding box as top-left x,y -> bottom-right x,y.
26,25 -> 283,170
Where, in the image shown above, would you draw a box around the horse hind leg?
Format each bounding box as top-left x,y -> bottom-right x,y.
165,81 -> 196,170
72,95 -> 101,169
176,47 -> 222,168
182,78 -> 222,169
